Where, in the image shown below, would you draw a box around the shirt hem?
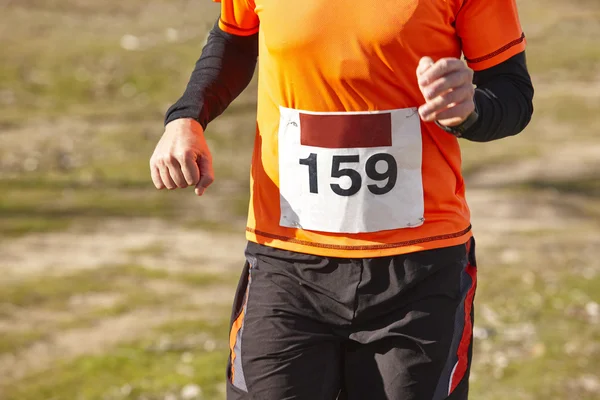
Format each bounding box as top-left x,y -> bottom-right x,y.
245,225 -> 473,258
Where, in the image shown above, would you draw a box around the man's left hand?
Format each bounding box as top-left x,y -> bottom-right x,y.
416,57 -> 475,127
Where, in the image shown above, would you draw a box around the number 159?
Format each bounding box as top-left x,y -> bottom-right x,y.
298,153 -> 397,197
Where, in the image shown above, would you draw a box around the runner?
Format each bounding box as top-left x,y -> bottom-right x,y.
150,0 -> 534,398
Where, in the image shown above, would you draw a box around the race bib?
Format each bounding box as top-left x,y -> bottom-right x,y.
278,106 -> 424,234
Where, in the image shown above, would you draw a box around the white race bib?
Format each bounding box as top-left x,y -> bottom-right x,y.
278,106 -> 424,234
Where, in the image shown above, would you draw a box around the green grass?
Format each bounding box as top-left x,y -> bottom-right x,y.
1,317 -> 231,400
0,1 -> 218,124
520,0 -> 600,79
0,266 -> 237,360
471,249 -> 600,400
126,242 -> 170,258
0,265 -> 162,309
1,319 -> 230,400
533,95 -> 600,128
515,177 -> 600,197
155,318 -> 231,341
0,0 -> 599,399
0,0 -> 253,237
0,119 -> 253,237
0,331 -> 48,355
0,265 -> 234,311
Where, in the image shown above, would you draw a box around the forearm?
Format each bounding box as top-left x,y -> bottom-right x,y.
165,19 -> 259,129
462,52 -> 534,142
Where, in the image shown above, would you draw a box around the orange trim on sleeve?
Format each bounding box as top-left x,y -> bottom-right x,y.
457,0 -> 526,71
218,0 -> 260,36
466,34 -> 527,71
219,18 -> 259,36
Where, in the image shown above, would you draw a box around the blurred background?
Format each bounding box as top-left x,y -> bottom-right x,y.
0,0 -> 598,399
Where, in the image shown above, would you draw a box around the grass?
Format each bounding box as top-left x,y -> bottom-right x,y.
0,119 -> 253,237
533,95 -> 600,128
0,0 -> 599,399
516,177 -> 600,197
0,265 -> 236,311
470,239 -> 600,400
0,264 -> 237,366
155,318 -> 231,341
519,0 -> 600,79
1,318 -> 231,400
0,265 -> 162,309
0,0 -> 252,238
126,242 -> 170,258
0,331 -> 47,355
0,0 -> 218,123
1,315 -> 232,400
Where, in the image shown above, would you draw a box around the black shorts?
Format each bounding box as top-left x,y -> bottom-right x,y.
226,239 -> 477,400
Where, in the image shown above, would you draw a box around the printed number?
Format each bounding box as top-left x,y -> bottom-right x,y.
366,153 -> 397,195
299,153 -> 318,193
331,155 -> 362,196
299,153 -> 397,196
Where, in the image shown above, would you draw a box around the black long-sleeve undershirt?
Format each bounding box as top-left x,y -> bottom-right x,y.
165,21 -> 258,130
165,20 -> 534,142
465,51 -> 534,141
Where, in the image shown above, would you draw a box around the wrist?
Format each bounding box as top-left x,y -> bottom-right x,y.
165,117 -> 205,136
435,108 -> 479,138
164,105 -> 206,130
166,117 -> 198,126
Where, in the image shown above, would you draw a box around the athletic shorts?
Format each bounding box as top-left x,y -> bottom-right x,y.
225,238 -> 477,400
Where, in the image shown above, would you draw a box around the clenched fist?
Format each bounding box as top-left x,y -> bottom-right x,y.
150,118 -> 214,196
416,57 -> 475,127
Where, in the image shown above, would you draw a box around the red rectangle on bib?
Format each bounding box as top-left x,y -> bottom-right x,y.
299,112 -> 392,149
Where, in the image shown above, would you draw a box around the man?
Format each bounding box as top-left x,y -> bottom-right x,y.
150,0 -> 534,398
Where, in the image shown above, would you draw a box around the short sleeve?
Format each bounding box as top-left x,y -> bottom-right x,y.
456,0 -> 526,71
213,0 -> 259,36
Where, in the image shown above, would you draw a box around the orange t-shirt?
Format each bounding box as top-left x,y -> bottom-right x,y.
214,0 -> 526,258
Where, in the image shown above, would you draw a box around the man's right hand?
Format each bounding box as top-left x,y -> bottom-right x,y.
150,118 -> 214,196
